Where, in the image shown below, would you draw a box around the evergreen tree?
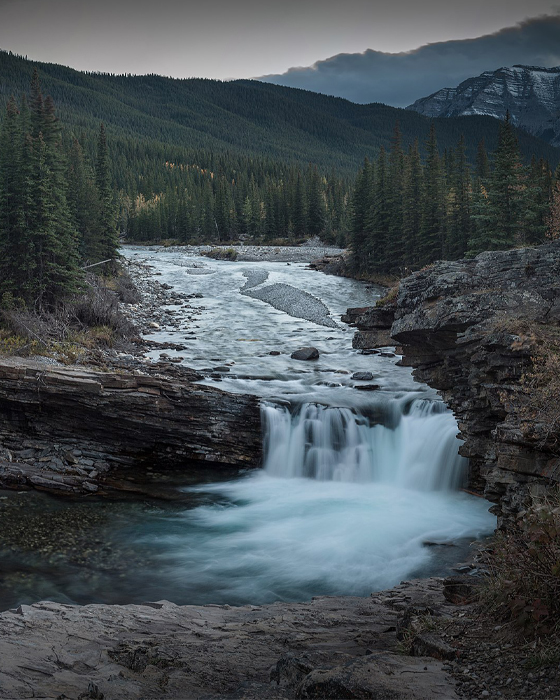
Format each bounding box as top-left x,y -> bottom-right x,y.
95,123 -> 119,264
384,123 -> 405,271
470,113 -> 524,254
349,158 -> 373,274
402,140 -> 422,270
307,168 -> 326,237
446,135 -> 471,259
418,123 -> 443,266
67,137 -> 102,262
291,174 -> 307,238
0,97 -> 34,299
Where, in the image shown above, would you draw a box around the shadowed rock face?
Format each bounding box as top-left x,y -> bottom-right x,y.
348,241 -> 560,523
0,359 -> 262,496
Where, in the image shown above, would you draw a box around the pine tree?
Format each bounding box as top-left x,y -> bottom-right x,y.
521,158 -> 551,246
418,123 -> 443,266
384,122 -> 405,271
291,174 -> 307,238
0,97 -> 34,300
307,168 -> 326,237
445,135 -> 471,259
367,148 -> 390,272
67,137 -> 102,262
95,123 -> 119,265
349,158 -> 373,274
402,140 -> 422,270
470,113 -> 524,254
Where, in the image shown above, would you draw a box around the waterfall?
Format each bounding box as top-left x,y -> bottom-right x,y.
262,399 -> 467,491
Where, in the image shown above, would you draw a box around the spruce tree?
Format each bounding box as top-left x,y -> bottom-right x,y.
446,135 -> 471,259
291,174 -> 307,238
95,123 -> 119,264
418,123 -> 443,266
470,113 -> 524,254
349,158 -> 373,274
402,140 -> 422,270
307,168 -> 326,238
384,123 -> 405,271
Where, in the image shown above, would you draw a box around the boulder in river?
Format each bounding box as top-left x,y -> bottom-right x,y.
291,347 -> 319,361
351,371 -> 374,381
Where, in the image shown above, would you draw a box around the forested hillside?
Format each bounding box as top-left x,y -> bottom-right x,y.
0,50 -> 557,175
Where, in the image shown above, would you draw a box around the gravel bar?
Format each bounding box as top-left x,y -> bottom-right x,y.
242,282 -> 339,328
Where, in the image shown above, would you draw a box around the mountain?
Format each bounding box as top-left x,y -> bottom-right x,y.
407,65 -> 560,148
0,50 -> 557,177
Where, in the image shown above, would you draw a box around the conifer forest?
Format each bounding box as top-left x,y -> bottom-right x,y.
0,57 -> 559,310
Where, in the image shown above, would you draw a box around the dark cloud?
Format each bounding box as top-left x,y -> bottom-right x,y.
257,15 -> 560,106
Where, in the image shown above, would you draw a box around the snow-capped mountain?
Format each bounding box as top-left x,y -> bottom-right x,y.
407,65 -> 560,147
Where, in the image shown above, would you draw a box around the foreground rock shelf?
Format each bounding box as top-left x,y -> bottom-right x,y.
0,358 -> 262,496
0,578 -> 460,700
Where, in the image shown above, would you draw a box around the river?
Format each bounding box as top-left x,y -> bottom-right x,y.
0,247 -> 495,609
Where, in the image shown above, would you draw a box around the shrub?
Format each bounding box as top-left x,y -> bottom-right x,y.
481,493 -> 560,638
203,247 -> 238,261
375,284 -> 399,308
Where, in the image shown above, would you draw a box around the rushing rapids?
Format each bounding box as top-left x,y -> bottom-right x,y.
0,248 -> 495,609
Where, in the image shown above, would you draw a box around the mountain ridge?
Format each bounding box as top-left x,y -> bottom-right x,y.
407,64 -> 560,147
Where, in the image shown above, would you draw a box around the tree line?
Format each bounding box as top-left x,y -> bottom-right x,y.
349,118 -> 559,276
124,162 -> 350,246
0,71 -> 119,308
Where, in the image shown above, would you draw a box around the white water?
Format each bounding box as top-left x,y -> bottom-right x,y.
116,247 -> 496,605
262,399 -> 466,490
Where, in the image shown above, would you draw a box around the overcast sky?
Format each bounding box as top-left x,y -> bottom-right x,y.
0,0 -> 557,78
0,1 -> 559,104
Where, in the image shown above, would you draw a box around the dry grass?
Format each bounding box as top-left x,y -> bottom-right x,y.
0,270 -> 138,362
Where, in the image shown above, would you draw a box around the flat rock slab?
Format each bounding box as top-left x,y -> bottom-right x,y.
0,579 -> 459,699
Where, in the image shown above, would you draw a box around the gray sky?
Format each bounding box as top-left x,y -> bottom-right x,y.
0,0 -> 558,82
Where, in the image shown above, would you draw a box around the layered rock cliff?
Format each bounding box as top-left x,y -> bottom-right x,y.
347,241 -> 560,523
0,358 -> 262,496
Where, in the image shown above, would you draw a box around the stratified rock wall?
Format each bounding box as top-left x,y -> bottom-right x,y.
0,359 -> 262,495
349,241 -> 560,522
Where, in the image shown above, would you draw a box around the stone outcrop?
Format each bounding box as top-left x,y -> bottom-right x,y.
342,306 -> 394,348
348,241 -> 560,522
0,358 -> 262,496
0,577 -> 460,699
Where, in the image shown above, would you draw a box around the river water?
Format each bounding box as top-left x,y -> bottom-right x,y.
0,248 -> 495,609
